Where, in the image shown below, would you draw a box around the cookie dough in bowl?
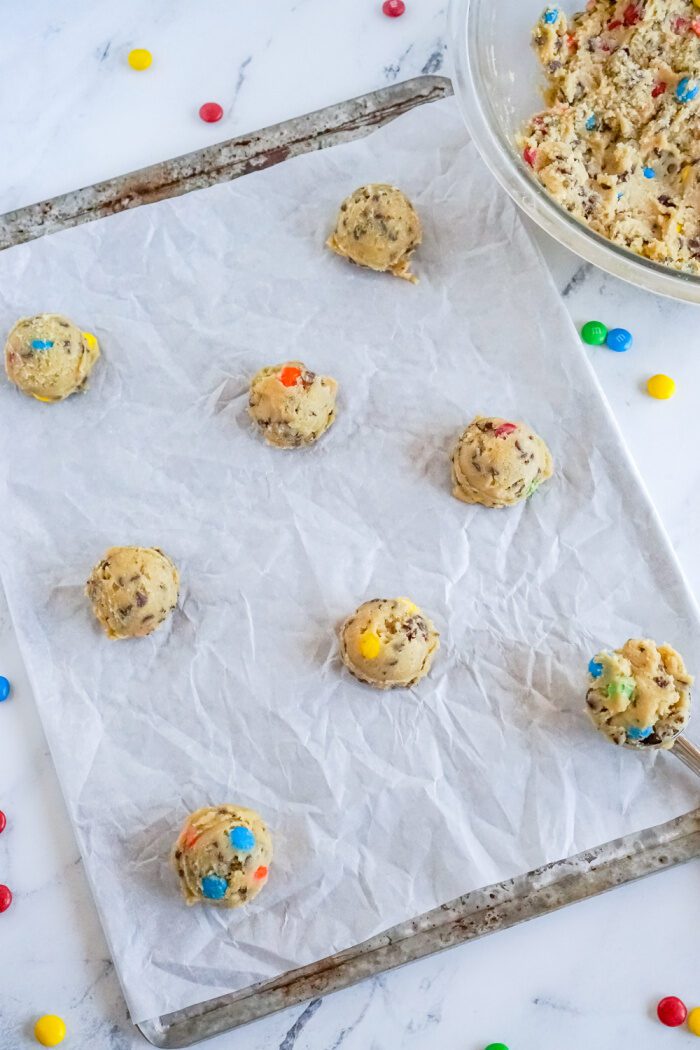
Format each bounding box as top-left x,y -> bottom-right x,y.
340,597 -> 440,689
4,313 -> 100,402
326,184 -> 422,282
451,416 -> 553,508
86,546 -> 179,639
172,804 -> 272,908
249,361 -> 338,448
519,0 -> 700,273
586,638 -> 692,748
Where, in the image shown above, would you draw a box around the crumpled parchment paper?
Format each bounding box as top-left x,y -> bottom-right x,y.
0,98 -> 697,1023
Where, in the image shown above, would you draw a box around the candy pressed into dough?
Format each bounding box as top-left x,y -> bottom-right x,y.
248,361 -> 338,448
4,314 -> 100,402
340,597 -> 440,689
86,546 -> 179,639
586,638 -> 692,748
451,416 -> 553,509
326,184 -> 422,282
172,804 -> 272,907
520,0 -> 700,272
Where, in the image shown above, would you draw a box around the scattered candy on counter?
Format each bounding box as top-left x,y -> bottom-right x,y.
676,76 -> 699,102
199,102 -> 224,123
0,676 -> 10,701
580,320 -> 607,345
643,166 -> 656,179
201,874 -> 228,900
658,996 -> 688,1027
359,631 -> 382,660
279,365 -> 302,387
382,0 -> 406,15
588,658 -> 603,677
542,6 -> 559,23
647,374 -> 676,400
688,1007 -> 700,1036
605,327 -> 633,352
0,884 -> 12,912
229,825 -> 255,851
493,422 -> 517,438
128,48 -> 153,71
33,1015 -> 67,1048
0,810 -> 5,834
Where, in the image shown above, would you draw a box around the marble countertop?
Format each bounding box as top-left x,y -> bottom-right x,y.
2,3 -> 700,1049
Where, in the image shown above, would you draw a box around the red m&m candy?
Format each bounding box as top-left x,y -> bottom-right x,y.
657,996 -> 687,1027
383,0 -> 406,15
0,885 -> 12,912
199,102 -> 224,124
494,422 -> 517,438
0,810 -> 5,834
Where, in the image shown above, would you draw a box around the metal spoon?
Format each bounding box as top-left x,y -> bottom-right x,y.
668,735 -> 700,777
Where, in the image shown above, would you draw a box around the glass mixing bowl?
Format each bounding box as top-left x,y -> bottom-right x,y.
449,0 -> 700,303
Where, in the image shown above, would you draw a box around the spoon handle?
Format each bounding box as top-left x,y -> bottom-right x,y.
671,735 -> 700,778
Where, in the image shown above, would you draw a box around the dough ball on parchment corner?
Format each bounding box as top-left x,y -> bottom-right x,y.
85,546 -> 179,639
4,313 -> 100,402
451,416 -> 553,509
171,804 -> 273,908
248,361 -> 338,448
326,184 -> 422,283
340,597 -> 440,689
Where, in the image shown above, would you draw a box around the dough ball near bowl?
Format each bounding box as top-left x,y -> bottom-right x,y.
172,804 -> 272,908
4,313 -> 100,402
340,597 -> 439,689
586,638 -> 692,749
248,361 -> 338,448
85,546 -> 179,639
326,184 -> 422,283
451,416 -> 553,509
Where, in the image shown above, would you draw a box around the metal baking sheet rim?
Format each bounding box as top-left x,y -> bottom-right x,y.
0,75 -> 698,1047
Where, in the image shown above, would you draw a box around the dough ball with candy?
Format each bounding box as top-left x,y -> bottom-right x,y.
248,361 -> 338,448
172,804 -> 272,908
4,313 -> 100,402
86,546 -> 179,639
586,638 -> 692,749
326,184 -> 422,283
340,597 -> 439,689
451,415 -> 553,509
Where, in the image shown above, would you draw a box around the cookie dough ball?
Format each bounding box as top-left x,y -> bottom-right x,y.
586,639 -> 693,750
326,184 -> 421,283
340,597 -> 439,689
86,546 -> 179,639
172,804 -> 273,908
249,361 -> 338,449
4,314 -> 100,402
451,416 -> 553,509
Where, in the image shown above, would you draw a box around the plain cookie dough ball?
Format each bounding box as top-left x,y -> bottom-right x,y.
172,804 -> 272,908
451,416 -> 553,509
86,546 -> 179,639
249,361 -> 338,448
4,314 -> 100,402
340,597 -> 440,689
586,638 -> 693,749
326,184 -> 422,283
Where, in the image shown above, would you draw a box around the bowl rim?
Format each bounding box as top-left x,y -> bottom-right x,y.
448,0 -> 700,304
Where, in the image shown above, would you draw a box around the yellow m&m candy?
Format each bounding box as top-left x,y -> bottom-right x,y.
647,374 -> 676,400
128,48 -> 152,71
359,631 -> 381,660
34,1015 -> 66,1047
688,1007 -> 700,1036
82,331 -> 99,352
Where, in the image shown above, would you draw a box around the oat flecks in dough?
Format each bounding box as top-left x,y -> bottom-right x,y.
340,597 -> 440,689
326,183 -> 422,282
248,360 -> 338,449
586,638 -> 693,748
519,1 -> 700,273
4,313 -> 100,402
451,416 -> 553,509
86,546 -> 179,639
171,804 -> 272,908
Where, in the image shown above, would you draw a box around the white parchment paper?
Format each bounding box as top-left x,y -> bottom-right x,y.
0,98 -> 697,1023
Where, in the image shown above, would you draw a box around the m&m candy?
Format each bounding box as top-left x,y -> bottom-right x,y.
359,631 -> 381,660
542,7 -> 559,22
657,996 -> 687,1027
687,1007 -> 700,1036
493,422 -> 517,438
382,0 -> 406,15
279,366 -> 302,387
0,811 -> 5,834
647,374 -> 675,399
626,725 -> 653,741
254,865 -> 268,880
484,1043 -> 510,1050
643,166 -> 656,179
0,676 -> 10,701
588,658 -> 603,678
34,1015 -> 67,1047
581,320 -> 607,345
201,874 -> 228,900
0,885 -> 12,912
605,327 -> 633,352
677,77 -> 699,102
229,825 -> 255,851
128,48 -> 153,70
199,102 -> 224,123
82,332 -> 99,352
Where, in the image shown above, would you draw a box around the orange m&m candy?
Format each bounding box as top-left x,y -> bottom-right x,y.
279,366 -> 302,387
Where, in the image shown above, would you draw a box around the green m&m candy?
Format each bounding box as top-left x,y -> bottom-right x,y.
581,320 -> 608,345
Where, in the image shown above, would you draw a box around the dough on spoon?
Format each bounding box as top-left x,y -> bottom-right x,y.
326,184 -> 421,282
340,597 -> 439,689
586,638 -> 692,749
451,416 -> 553,508
248,361 -> 338,448
86,546 -> 179,639
172,804 -> 272,908
4,313 -> 100,402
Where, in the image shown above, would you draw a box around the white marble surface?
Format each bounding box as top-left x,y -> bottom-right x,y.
2,3 -> 700,1049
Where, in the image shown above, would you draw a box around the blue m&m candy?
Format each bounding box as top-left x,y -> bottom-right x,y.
605,327 -> 633,352
627,726 -> 654,741
543,6 -> 558,22
585,114 -> 596,130
676,77 -> 699,103
201,874 -> 228,900
30,339 -> 54,350
229,825 -> 255,851
588,658 -> 603,678
643,166 -> 655,179
0,677 -> 10,702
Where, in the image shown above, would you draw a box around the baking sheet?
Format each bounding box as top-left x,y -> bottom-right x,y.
0,97 -> 697,1024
